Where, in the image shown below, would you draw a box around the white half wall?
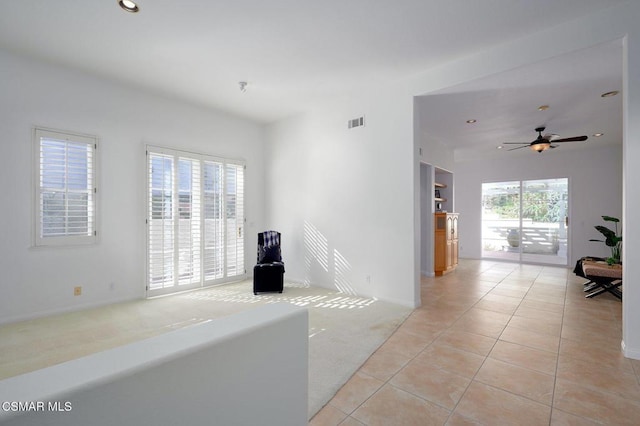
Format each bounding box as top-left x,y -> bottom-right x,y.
455,146 -> 622,264
0,303 -> 308,426
0,50 -> 265,324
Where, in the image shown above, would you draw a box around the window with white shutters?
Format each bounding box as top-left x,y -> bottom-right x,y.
147,146 -> 245,295
34,128 -> 97,247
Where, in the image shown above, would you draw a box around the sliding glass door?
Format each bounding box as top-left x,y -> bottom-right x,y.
481,178 -> 568,265
147,147 -> 245,296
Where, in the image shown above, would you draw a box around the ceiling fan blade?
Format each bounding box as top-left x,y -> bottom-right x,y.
552,135 -> 588,143
502,142 -> 530,145
507,145 -> 528,151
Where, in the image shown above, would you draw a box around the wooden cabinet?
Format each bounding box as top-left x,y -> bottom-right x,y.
435,212 -> 458,276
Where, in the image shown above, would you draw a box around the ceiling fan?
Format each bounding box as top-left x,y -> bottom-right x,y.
504,126 -> 588,153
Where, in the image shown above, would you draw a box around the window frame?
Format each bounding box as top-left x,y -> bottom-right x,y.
32,127 -> 98,247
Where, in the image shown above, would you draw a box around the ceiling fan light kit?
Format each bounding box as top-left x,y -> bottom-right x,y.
530,141 -> 551,153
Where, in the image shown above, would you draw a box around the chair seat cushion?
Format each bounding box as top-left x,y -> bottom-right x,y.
254,262 -> 284,270
582,261 -> 622,279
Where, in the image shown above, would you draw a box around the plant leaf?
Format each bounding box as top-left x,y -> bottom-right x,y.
594,225 -> 616,238
602,216 -> 620,223
594,225 -> 618,247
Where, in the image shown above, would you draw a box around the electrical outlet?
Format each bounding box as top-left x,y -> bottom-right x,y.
74,286 -> 82,296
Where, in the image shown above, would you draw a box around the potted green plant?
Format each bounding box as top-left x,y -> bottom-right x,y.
589,215 -> 622,265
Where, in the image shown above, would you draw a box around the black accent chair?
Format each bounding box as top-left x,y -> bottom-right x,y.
253,231 -> 285,295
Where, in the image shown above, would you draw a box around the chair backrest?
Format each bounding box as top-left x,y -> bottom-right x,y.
257,231 -> 282,263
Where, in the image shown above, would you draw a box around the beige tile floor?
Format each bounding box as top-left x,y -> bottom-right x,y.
311,259 -> 640,425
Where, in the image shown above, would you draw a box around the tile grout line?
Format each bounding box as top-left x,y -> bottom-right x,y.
441,265 -> 552,424
547,267 -> 568,426
550,272 -> 638,424
321,262 -> 609,425
330,268 -> 502,423
324,277 -> 452,424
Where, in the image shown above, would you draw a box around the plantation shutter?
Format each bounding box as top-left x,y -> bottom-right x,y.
225,163 -> 245,277
177,157 -> 201,286
148,153 -> 175,290
147,147 -> 245,295
203,160 -> 224,280
35,128 -> 96,246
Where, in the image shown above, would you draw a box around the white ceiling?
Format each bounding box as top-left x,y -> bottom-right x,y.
0,0 -> 627,129
416,40 -> 623,161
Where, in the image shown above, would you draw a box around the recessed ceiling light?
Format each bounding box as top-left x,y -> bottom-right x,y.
593,133 -> 604,137
538,105 -> 550,111
466,119 -> 477,124
118,0 -> 140,13
496,145 -> 503,149
601,90 -> 619,98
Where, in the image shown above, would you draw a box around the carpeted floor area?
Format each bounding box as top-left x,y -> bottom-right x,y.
0,280 -> 412,419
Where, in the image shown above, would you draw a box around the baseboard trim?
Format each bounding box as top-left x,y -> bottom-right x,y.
284,276 -> 419,308
0,294 -> 141,326
621,340 -> 640,360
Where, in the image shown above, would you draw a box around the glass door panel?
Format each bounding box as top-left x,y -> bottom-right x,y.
481,181 -> 521,262
521,178 -> 568,265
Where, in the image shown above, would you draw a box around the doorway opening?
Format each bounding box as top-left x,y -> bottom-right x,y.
481,178 -> 569,265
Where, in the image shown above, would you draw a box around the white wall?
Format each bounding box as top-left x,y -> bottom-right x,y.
455,146 -> 622,263
0,50 -> 265,323
419,163 -> 434,276
0,303 -> 308,426
265,88 -> 417,307
622,23 -> 640,360
415,112 -> 455,175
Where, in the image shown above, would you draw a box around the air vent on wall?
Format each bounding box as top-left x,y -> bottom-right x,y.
348,116 -> 365,129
